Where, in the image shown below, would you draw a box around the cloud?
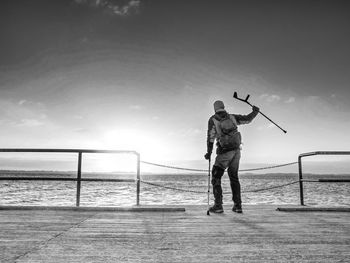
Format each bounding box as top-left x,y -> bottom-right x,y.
175,128 -> 202,138
18,100 -> 27,105
0,99 -> 47,127
305,95 -> 322,104
73,115 -> 84,119
73,0 -> 141,16
16,119 -> 44,127
129,104 -> 142,110
302,95 -> 348,119
260,94 -> 281,103
284,97 -> 295,103
257,123 -> 275,131
73,128 -> 91,133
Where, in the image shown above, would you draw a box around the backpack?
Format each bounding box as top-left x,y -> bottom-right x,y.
217,116 -> 241,150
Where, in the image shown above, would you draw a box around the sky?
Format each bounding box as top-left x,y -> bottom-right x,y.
1,0 -> 350,172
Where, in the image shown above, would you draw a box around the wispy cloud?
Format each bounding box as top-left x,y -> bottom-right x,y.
284,97 -> 295,103
257,123 -> 275,131
18,100 -> 27,105
171,128 -> 202,138
260,94 -> 281,103
0,99 -> 47,127
129,104 -> 142,110
302,95 -> 348,118
305,95 -> 322,105
73,0 -> 141,16
16,119 -> 44,127
73,115 -> 84,119
73,128 -> 91,133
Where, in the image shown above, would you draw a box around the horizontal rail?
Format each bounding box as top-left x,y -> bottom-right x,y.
299,151 -> 350,158
0,148 -> 139,155
298,151 -> 350,206
300,179 -> 350,183
318,179 -> 350,182
0,177 -> 135,182
0,148 -> 141,207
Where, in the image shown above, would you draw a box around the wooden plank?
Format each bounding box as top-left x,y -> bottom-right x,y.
0,205 -> 349,262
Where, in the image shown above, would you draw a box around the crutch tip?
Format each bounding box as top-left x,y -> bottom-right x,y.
207,210 -> 210,216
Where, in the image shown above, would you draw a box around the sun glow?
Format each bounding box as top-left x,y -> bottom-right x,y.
90,129 -> 167,172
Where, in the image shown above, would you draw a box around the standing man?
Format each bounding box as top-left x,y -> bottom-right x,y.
205,100 -> 259,213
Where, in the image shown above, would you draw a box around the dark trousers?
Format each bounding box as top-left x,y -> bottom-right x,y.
212,149 -> 241,205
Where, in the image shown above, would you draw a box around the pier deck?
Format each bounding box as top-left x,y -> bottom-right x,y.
0,205 -> 349,262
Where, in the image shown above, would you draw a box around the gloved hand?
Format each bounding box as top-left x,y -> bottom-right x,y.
252,105 -> 260,112
205,142 -> 213,160
204,152 -> 211,160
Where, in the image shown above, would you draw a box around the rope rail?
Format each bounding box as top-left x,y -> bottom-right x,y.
141,161 -> 298,172
141,179 -> 299,194
140,161 -> 299,194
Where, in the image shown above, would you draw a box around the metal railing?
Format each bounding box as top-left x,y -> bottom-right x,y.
3,149 -> 349,207
0,149 -> 141,206
298,151 -> 350,205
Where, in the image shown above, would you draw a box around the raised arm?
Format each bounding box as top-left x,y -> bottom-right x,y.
233,106 -> 259,125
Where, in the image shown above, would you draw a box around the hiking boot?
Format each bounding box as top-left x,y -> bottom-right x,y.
232,204 -> 242,213
209,204 -> 224,213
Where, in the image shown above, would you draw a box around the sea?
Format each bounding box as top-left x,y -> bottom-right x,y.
0,171 -> 349,207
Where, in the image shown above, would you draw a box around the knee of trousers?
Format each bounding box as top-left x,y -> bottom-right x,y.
211,177 -> 221,186
211,166 -> 224,185
228,175 -> 240,183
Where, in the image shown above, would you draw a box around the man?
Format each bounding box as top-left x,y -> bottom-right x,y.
205,100 -> 259,213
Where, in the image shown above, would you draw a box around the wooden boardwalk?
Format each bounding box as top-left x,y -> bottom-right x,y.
0,205 -> 349,262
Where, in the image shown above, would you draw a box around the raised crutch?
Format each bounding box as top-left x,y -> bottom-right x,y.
233,92 -> 287,134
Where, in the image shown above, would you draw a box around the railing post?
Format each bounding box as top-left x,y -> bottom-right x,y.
136,153 -> 140,206
298,155 -> 304,206
76,152 -> 82,207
